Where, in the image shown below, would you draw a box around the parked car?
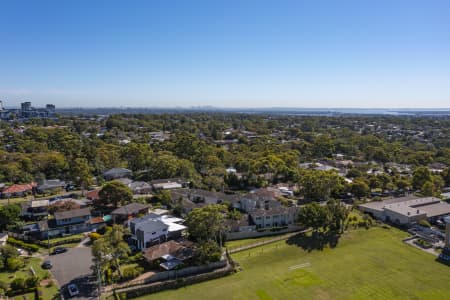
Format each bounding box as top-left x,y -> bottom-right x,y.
52,247 -> 68,255
17,248 -> 27,255
68,284 -> 79,297
42,260 -> 52,269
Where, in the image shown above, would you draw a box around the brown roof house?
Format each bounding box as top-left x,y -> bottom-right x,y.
111,202 -> 150,224
143,240 -> 194,270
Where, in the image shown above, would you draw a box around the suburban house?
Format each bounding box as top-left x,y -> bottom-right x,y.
131,219 -> 169,249
130,213 -> 186,249
150,178 -> 190,190
29,207 -> 92,239
224,214 -> 256,232
359,196 -> 450,225
103,168 -> 132,181
54,207 -> 91,225
239,190 -> 282,213
249,206 -> 298,229
116,178 -> 133,186
21,199 -> 49,220
428,162 -> 447,174
49,198 -> 89,210
171,189 -> 240,212
0,232 -> 8,246
128,181 -> 152,194
1,182 -> 37,198
142,240 -> 194,270
86,189 -> 101,202
111,202 -> 150,224
36,179 -> 66,194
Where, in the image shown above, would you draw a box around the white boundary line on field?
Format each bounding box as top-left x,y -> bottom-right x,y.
288,262 -> 311,270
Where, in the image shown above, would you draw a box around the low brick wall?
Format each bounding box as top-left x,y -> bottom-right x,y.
113,262 -> 235,299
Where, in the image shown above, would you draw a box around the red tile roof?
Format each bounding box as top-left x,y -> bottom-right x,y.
87,189 -> 100,200
90,216 -> 105,224
2,182 -> 36,194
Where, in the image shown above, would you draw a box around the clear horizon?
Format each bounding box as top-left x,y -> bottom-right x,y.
1,0 -> 449,108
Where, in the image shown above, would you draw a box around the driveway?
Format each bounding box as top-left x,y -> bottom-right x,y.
46,246 -> 97,300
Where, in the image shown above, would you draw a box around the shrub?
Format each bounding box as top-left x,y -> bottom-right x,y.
0,244 -> 20,260
121,266 -> 145,280
42,271 -> 51,280
89,232 -> 101,241
25,276 -> 40,288
10,278 -> 26,291
7,257 -> 24,271
122,266 -> 140,280
0,281 -> 8,291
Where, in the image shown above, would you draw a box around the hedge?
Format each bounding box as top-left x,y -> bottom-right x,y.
7,237 -> 40,252
37,237 -> 82,248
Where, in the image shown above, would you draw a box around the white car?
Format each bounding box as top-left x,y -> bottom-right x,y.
68,284 -> 79,297
17,248 -> 27,255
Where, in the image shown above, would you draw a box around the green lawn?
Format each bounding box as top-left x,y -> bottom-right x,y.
0,257 -> 58,300
225,234 -> 292,250
136,227 -> 450,300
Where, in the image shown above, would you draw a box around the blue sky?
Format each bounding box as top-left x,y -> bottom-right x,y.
0,0 -> 449,108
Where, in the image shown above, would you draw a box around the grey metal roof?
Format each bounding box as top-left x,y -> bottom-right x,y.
111,202 -> 149,215
135,219 -> 169,233
54,208 -> 91,220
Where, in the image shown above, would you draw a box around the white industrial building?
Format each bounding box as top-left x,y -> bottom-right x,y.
359,196 -> 450,225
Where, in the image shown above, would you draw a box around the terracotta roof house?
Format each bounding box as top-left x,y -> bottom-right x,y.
86,189 -> 100,201
1,182 -> 37,198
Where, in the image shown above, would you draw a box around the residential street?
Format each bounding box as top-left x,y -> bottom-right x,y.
46,243 -> 97,300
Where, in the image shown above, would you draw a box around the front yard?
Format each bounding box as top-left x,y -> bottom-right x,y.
0,256 -> 59,300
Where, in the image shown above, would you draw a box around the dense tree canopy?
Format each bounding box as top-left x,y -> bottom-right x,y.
98,181 -> 133,208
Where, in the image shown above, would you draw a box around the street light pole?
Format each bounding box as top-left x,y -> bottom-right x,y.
97,262 -> 102,300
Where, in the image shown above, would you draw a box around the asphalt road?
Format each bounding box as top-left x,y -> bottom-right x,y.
46,246 -> 97,300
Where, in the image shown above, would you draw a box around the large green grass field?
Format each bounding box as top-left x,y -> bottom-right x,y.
137,227 -> 450,300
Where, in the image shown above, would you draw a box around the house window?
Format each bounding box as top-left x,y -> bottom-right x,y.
266,216 -> 270,219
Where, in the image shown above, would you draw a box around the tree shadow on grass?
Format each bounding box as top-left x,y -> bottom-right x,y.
286,230 -> 342,252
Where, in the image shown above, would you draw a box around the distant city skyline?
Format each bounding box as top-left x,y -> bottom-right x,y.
1,0 -> 449,108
